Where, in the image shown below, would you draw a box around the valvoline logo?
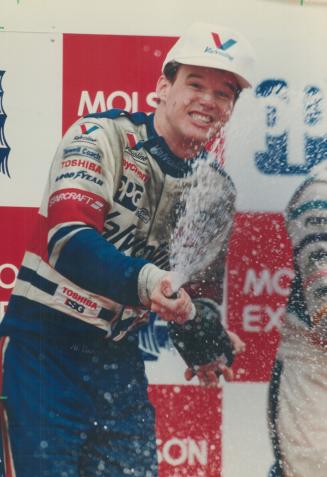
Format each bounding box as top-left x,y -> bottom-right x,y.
255,79 -> 327,175
127,132 -> 137,148
79,122 -> 100,135
211,33 -> 237,51
204,33 -> 237,60
0,70 -> 10,177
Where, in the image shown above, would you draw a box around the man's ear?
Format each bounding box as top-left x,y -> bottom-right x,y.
156,74 -> 171,103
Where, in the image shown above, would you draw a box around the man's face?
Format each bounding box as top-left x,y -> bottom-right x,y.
156,64 -> 239,151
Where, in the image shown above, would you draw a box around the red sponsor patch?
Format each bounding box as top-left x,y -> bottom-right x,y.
48,188 -> 108,232
61,159 -> 102,174
127,132 -> 137,148
62,286 -> 97,310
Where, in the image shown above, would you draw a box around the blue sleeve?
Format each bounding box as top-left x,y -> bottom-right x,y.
54,227 -> 149,306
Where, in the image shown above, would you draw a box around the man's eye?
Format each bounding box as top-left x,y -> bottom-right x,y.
190,83 -> 201,89
216,91 -> 232,100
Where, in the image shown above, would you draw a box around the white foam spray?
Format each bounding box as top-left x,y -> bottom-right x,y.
169,144 -> 234,293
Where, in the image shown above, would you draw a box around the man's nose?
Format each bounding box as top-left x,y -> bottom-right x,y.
199,92 -> 216,108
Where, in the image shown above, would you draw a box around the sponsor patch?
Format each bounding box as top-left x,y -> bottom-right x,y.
56,285 -> 101,317
63,145 -> 102,163
47,188 -> 108,232
61,159 -> 102,174
114,175 -> 144,212
80,123 -> 100,135
127,132 -> 137,148
48,189 -> 106,210
136,207 -> 151,223
125,148 -> 148,164
103,211 -> 169,268
123,158 -> 149,183
72,122 -> 103,144
73,135 -> 97,144
55,170 -> 104,186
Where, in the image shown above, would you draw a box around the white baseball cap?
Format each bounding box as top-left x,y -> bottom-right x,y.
162,22 -> 255,89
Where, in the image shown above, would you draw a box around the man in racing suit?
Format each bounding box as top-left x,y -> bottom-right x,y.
268,160 -> 327,477
0,23 -> 255,476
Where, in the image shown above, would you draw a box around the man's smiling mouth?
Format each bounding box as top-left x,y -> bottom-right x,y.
189,112 -> 213,124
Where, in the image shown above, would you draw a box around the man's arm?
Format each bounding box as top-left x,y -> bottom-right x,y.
43,117 -> 194,319
43,118 -> 151,306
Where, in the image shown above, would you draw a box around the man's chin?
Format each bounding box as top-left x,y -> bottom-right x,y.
194,126 -> 221,142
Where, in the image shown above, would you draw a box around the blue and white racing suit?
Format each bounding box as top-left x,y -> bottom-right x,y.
268,162 -> 327,477
0,109 -> 236,476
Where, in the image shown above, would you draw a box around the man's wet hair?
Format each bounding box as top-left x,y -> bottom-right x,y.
163,61 -> 181,83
